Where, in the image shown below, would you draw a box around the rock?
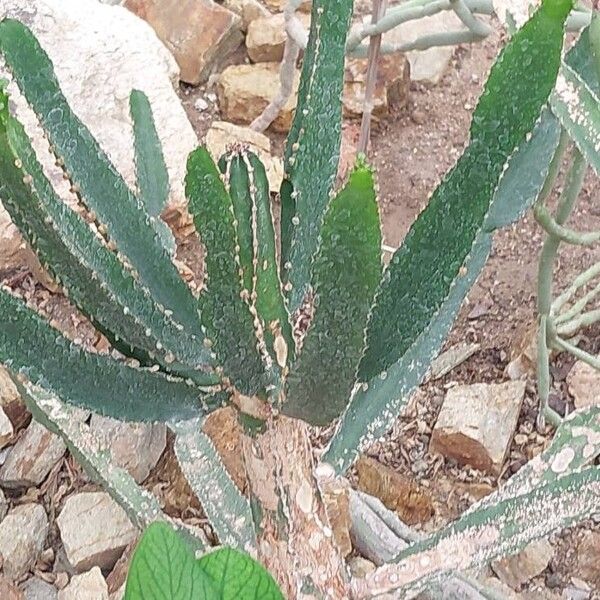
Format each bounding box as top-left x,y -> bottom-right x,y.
563,585 -> 591,600
1,0 -> 199,227
263,0 -> 311,12
109,583 -> 125,600
56,492 -> 137,573
222,0 -> 269,31
89,415 -> 166,483
217,63 -> 300,133
575,531 -> 600,587
124,0 -> 242,85
204,120 -> 284,191
57,568 -> 108,600
194,97 -> 209,112
202,407 -> 247,493
0,488 -> 8,521
347,556 -> 376,579
0,421 -> 66,488
505,321 -> 540,380
106,541 -> 136,598
21,577 -> 58,600
337,122 -> 362,182
0,366 -> 30,431
430,381 -> 525,475
246,12 -> 310,63
378,11 -> 463,83
343,54 -> 410,118
567,361 -> 600,409
491,539 -> 553,591
355,457 -> 434,525
0,576 -> 24,600
0,407 -> 14,449
0,503 -> 48,581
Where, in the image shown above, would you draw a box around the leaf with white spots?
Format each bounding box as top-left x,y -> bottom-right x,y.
352,467 -> 600,598
280,0 -> 355,313
284,161 -> 381,425
325,0 -> 571,473
186,147 -> 266,396
0,19 -> 204,337
551,62 -> 600,175
18,381 -> 205,551
172,418 -> 256,551
0,287 -> 221,423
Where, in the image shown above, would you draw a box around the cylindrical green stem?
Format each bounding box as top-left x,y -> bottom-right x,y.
535,145 -> 587,429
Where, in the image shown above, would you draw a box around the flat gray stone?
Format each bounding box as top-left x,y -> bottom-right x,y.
21,577 -> 58,600
58,568 -> 108,600
0,503 -> 48,580
57,492 -> 136,573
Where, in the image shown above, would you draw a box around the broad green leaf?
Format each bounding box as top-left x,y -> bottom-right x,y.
550,62 -> 600,175
198,547 -> 284,600
285,162 -> 381,425
326,0 -> 571,472
0,287 -> 220,422
0,89 -> 215,384
0,19 -> 203,335
280,0 -> 354,313
124,522 -> 217,600
172,419 -> 256,551
186,148 -> 266,396
130,90 -> 176,256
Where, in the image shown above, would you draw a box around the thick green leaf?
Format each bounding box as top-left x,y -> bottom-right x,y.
0,91 -> 215,384
285,162 -> 381,425
352,467 -> 600,598
198,547 -> 284,600
219,153 -> 255,294
19,382 -> 205,551
564,25 -> 600,94
280,0 -> 354,313
186,148 -> 266,396
130,89 -> 176,256
0,19 -> 202,335
172,419 -> 255,550
247,152 -> 294,368
125,522 -> 217,600
219,150 -> 294,372
0,287 -> 220,422
550,62 -> 600,175
326,0 -> 571,472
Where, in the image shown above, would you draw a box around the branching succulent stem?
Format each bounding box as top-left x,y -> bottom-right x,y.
535,146 -> 590,429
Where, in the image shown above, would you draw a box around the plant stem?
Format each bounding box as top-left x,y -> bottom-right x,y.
241,415 -> 348,598
535,146 -> 588,429
357,0 -> 387,155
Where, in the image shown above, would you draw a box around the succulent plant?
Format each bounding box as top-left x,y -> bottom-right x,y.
0,0 -> 598,597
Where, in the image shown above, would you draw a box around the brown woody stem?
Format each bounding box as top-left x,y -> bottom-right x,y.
241,414 -> 349,598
